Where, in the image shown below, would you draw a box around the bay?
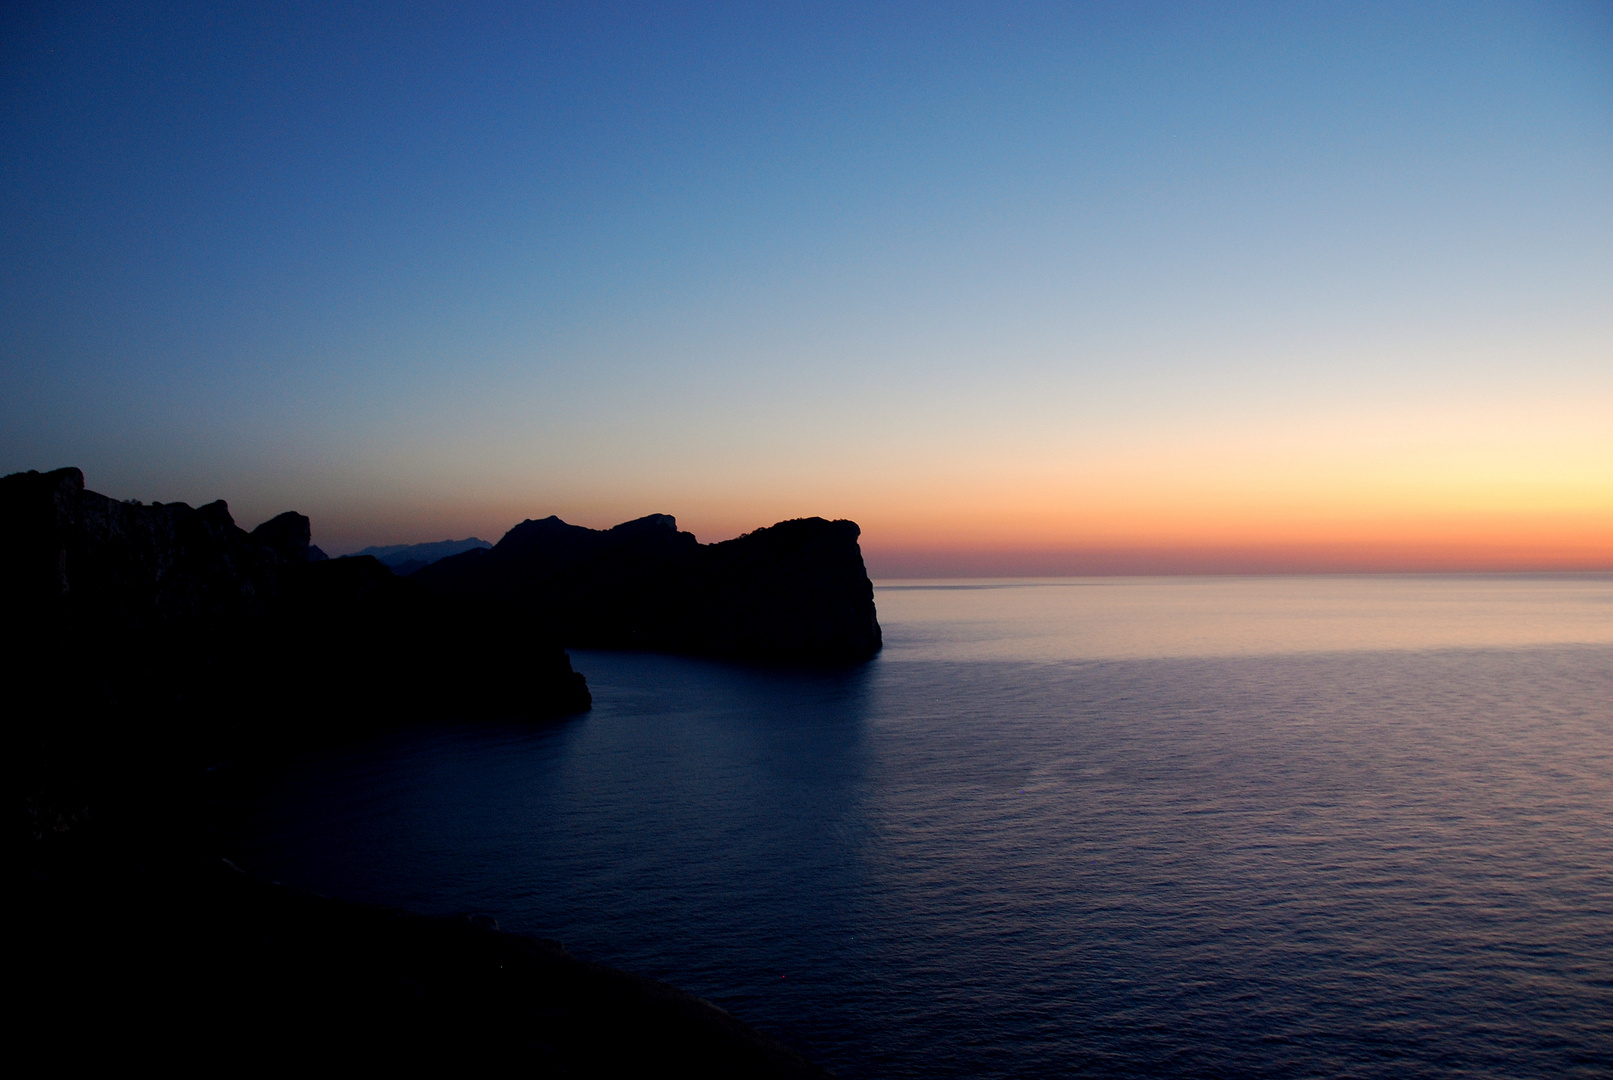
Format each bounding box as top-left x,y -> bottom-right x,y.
239,575 -> 1613,1077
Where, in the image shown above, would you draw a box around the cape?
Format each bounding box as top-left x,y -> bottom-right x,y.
416,513 -> 883,664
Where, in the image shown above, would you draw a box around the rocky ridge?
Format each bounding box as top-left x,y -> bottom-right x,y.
417,512 -> 883,663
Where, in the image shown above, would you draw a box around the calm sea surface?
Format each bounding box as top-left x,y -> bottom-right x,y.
239,576 -> 1613,1077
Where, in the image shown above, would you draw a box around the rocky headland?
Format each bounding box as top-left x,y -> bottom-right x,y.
416,512 -> 883,664
6,466 -> 867,1074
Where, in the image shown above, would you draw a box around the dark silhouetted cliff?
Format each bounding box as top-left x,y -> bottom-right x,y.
415,514 -> 883,664
0,466 -> 310,638
1,467 -> 587,860
4,468 -> 855,1075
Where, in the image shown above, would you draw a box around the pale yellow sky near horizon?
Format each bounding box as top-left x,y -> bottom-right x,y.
257,364 -> 1612,573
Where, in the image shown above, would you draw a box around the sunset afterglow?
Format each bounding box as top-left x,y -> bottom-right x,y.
3,2 -> 1608,571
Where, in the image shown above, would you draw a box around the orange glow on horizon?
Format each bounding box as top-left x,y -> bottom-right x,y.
860,538 -> 1613,577
855,502 -> 1612,575
299,382 -> 1612,574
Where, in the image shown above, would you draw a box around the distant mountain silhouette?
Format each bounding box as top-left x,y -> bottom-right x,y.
415,513 -> 883,664
353,537 -> 491,575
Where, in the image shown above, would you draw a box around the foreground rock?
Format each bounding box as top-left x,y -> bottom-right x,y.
416,514 -> 883,663
19,857 -> 829,1076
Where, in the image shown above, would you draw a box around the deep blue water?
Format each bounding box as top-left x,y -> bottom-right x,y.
240,577 -> 1613,1077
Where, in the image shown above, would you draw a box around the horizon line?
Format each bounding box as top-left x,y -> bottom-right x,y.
861,545 -> 1613,578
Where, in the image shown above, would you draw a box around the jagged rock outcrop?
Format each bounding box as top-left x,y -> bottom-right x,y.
415,513 -> 882,664
0,467 -> 311,636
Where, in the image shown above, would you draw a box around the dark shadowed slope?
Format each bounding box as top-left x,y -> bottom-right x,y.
21,857 -> 832,1077
415,514 -> 882,664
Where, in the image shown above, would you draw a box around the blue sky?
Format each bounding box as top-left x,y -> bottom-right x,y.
3,2 -> 1609,568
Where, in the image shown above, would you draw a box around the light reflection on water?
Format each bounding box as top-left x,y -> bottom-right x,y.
239,576 -> 1613,1078
877,574 -> 1613,661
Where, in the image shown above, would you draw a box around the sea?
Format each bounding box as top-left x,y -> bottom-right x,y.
237,575 -> 1613,1078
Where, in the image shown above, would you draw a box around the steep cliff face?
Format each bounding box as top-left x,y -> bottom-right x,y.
687,518 -> 883,662
0,467 -> 309,636
416,513 -> 882,663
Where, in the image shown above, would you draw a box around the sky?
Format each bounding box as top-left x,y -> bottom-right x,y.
2,1 -> 1610,574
